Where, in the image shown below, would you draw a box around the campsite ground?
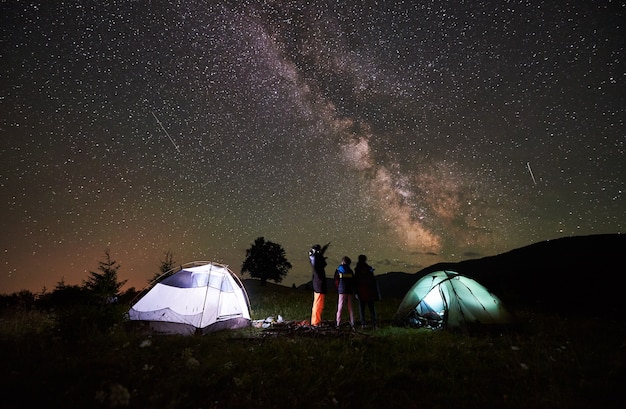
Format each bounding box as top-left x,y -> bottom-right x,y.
1,280 -> 624,409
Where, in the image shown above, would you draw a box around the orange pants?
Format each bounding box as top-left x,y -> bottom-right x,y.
311,292 -> 325,326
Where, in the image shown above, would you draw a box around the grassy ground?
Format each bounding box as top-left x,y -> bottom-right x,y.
1,281 -> 624,408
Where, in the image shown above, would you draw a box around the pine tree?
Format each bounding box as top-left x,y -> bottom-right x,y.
83,248 -> 127,304
150,250 -> 176,283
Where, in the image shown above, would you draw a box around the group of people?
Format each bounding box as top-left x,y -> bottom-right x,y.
308,242 -> 380,328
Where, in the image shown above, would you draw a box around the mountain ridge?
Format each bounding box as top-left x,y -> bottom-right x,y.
293,234 -> 625,315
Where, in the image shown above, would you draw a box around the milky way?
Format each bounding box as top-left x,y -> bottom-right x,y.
1,1 -> 624,293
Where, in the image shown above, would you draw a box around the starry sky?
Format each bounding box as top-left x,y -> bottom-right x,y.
1,1 -> 624,294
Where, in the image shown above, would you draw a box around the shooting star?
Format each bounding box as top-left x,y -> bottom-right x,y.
526,162 -> 537,185
151,111 -> 180,153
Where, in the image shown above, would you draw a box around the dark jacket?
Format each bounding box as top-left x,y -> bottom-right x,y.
354,261 -> 379,301
310,253 -> 327,294
334,264 -> 355,294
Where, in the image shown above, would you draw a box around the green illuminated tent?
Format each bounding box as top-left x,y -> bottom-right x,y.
393,270 -> 512,329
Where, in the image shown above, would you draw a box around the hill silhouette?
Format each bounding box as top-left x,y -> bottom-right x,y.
298,234 -> 625,316
382,234 -> 625,316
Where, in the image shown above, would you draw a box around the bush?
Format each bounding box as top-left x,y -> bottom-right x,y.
53,303 -> 128,339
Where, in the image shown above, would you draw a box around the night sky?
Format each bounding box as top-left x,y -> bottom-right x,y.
2,1 -> 624,294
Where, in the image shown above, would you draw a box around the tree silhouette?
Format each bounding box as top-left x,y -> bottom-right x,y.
150,250 -> 176,283
83,248 -> 127,304
41,278 -> 89,308
241,237 -> 292,286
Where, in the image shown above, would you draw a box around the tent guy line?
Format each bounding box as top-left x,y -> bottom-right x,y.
151,111 -> 181,153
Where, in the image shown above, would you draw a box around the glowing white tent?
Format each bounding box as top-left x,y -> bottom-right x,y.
393,270 -> 512,329
128,261 -> 251,335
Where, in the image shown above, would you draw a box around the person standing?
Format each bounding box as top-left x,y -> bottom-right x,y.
354,254 -> 379,328
309,242 -> 330,326
334,256 -> 355,328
